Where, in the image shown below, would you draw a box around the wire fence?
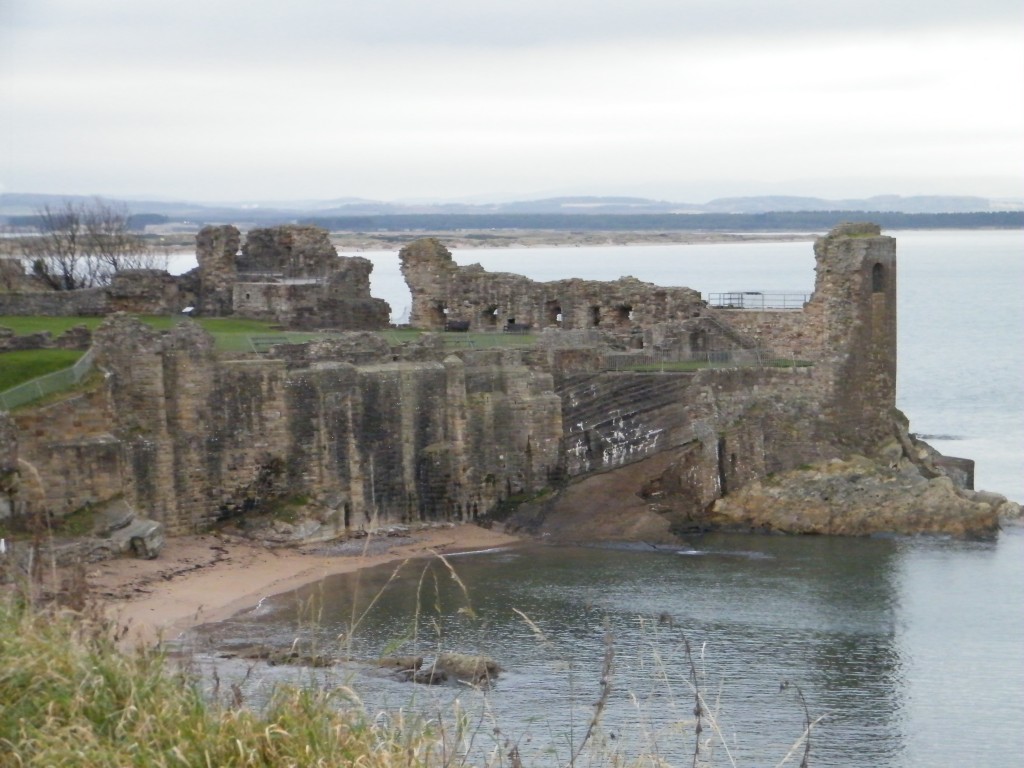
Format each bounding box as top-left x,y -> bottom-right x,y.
0,347 -> 96,411
605,348 -> 813,372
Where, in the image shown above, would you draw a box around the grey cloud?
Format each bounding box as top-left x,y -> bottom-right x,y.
6,0 -> 1022,51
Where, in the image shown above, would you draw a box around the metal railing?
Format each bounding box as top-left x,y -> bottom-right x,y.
0,347 -> 96,411
605,348 -> 813,372
705,291 -> 811,310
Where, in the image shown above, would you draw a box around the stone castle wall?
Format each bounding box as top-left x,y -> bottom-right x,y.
400,238 -> 704,332
10,388 -> 123,521
200,224 -> 391,329
47,317 -> 562,534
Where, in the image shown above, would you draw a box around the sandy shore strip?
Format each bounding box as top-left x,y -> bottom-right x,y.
87,524 -> 522,648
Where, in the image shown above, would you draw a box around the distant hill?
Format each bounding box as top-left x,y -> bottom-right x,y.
2,192 -> 1022,231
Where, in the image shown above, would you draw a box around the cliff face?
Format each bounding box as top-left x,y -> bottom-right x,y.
74,318 -> 560,536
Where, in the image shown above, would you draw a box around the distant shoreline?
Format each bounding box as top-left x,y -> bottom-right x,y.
327,229 -> 817,251
153,229 -> 818,254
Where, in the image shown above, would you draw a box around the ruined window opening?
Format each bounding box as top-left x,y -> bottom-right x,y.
614,305 -> 633,326
482,306 -> 498,327
245,292 -> 250,300
590,306 -> 601,327
690,329 -> 707,353
545,300 -> 563,325
425,302 -> 447,327
872,263 -> 885,293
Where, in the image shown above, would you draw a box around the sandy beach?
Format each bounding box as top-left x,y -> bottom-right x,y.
86,524 -> 522,648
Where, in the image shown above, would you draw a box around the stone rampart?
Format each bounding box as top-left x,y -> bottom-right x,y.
400,238 -> 704,332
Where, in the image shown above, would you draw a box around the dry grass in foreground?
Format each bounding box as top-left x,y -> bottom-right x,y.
0,594 -> 462,767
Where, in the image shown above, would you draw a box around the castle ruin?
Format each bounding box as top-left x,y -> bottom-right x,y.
1,224 -> 1011,544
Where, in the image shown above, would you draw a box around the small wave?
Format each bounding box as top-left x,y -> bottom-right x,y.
444,546 -> 514,557
677,549 -> 774,560
913,433 -> 963,441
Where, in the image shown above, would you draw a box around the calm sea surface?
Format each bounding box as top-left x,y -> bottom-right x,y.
191,230 -> 1023,767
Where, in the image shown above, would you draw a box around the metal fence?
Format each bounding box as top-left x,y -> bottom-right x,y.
605,348 -> 812,372
0,347 -> 96,411
705,291 -> 811,310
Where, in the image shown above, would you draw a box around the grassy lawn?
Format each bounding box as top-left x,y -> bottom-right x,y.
0,315 -> 282,356
0,316 -> 106,335
1,314 -> 277,335
0,317 -> 540,394
0,349 -> 84,390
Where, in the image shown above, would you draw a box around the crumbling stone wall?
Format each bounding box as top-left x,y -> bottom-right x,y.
10,388 -> 123,522
0,270 -> 183,318
238,226 -> 337,278
0,288 -> 109,316
215,225 -> 390,329
400,238 -> 704,332
811,223 -> 897,450
105,269 -> 182,314
0,325 -> 91,352
196,224 -> 241,316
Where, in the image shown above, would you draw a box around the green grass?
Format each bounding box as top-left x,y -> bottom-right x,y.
0,349 -> 83,390
0,315 -> 282,358
0,317 -> 540,395
0,316 -> 106,335
0,314 -> 278,336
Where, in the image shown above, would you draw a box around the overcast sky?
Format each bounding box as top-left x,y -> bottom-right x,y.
1,0 -> 1022,203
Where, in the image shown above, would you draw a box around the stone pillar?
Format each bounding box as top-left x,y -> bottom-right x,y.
399,238 -> 457,330
196,225 -> 240,316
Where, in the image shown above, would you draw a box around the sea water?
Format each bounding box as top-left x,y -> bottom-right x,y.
193,230 -> 1023,767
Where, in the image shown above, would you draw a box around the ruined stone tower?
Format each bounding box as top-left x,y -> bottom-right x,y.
811,222 -> 897,450
196,224 -> 241,316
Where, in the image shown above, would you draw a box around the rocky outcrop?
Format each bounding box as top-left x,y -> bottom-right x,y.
709,449 -> 1011,537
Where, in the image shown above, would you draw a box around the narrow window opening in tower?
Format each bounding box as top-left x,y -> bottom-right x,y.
872,263 -> 885,293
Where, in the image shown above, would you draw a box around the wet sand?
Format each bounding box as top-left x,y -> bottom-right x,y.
87,525 -> 521,648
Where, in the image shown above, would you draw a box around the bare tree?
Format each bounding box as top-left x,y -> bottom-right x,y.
20,198 -> 166,290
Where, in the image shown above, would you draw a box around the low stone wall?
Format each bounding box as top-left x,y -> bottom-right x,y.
0,289 -> 108,316
710,306 -> 824,360
0,326 -> 92,352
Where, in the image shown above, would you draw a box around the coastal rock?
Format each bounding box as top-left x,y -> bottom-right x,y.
710,453 -> 1000,537
377,655 -> 423,672
435,652 -> 501,683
